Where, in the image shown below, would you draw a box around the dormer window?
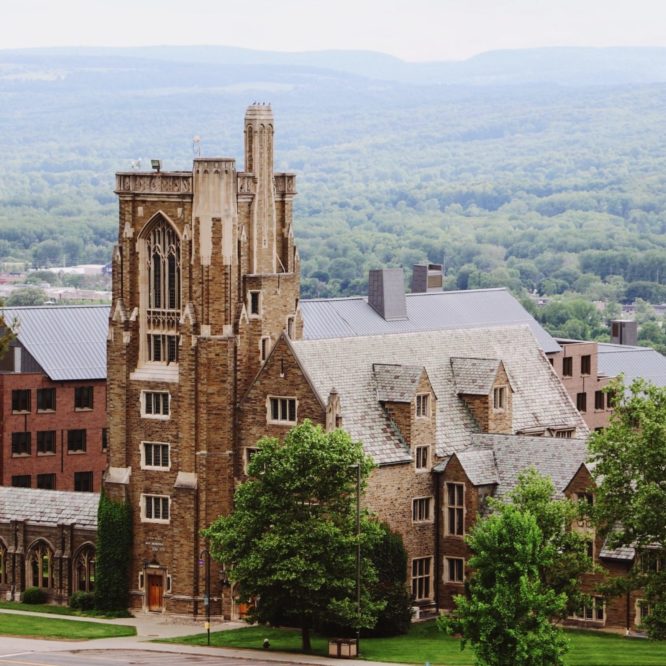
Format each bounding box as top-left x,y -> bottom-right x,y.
493,386 -> 506,410
416,393 -> 430,418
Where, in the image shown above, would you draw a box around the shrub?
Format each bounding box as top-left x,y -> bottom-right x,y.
22,587 -> 47,604
69,591 -> 95,610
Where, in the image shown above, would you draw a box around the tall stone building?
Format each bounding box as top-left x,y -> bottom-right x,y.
106,104 -> 301,614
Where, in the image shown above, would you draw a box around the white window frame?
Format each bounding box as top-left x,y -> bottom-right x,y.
635,599 -> 652,627
414,445 -> 430,471
411,556 -> 432,601
141,441 -> 171,471
412,496 -> 433,523
248,290 -> 261,317
570,596 -> 605,623
444,556 -> 465,584
244,447 -> 260,474
141,494 -> 171,524
415,393 -> 430,418
445,482 -> 465,537
267,396 -> 297,425
493,386 -> 507,411
141,391 -> 170,419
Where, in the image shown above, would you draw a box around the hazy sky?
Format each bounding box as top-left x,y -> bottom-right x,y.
3,0 -> 666,61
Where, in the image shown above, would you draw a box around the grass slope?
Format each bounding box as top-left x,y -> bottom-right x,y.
165,621 -> 666,666
0,600 -> 131,618
0,613 -> 135,640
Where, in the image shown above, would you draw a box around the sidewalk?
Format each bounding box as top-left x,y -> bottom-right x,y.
0,608 -> 397,665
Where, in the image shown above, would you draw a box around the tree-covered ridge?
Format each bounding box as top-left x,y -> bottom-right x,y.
2,50 -> 666,319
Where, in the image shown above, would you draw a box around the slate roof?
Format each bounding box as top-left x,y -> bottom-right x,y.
1,305 -> 109,380
0,487 -> 99,528
597,343 -> 666,387
454,447 -> 499,485
374,364 -> 425,403
451,357 -> 502,395
599,542 -> 636,561
291,325 -> 586,465
300,288 -> 561,354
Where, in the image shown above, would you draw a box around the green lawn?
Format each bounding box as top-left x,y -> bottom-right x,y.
0,613 -> 136,640
0,600 -> 131,619
164,621 -> 666,666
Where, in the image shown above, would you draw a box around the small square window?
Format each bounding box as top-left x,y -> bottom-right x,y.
415,445 -> 429,470
67,429 -> 87,453
37,430 -> 56,454
143,391 -> 170,418
412,497 -> 432,522
37,388 -> 56,411
445,557 -> 465,583
37,473 -> 56,490
148,334 -> 179,363
12,389 -> 31,413
581,355 -> 591,375
11,432 -> 31,456
562,357 -> 573,377
249,291 -> 261,316
143,494 -> 170,523
12,475 -> 31,488
75,386 -> 94,410
142,442 -> 170,470
74,471 -> 94,492
268,397 -> 297,424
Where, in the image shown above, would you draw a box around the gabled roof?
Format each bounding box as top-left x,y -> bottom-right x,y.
450,357 -> 507,395
374,363 -> 425,403
291,325 -> 586,465
1,305 -> 109,381
300,288 -> 561,354
453,447 -> 499,486
0,487 -> 98,528
597,343 -> 666,387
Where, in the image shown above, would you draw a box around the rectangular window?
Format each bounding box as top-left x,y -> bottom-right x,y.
268,397 -> 297,424
37,473 -> 56,490
11,389 -> 30,413
493,386 -> 506,410
581,355 -> 591,375
37,430 -> 56,454
571,596 -> 605,622
249,291 -> 261,316
562,357 -> 573,377
260,337 -> 270,362
446,483 -> 465,536
143,391 -> 170,417
67,429 -> 87,453
636,600 -> 652,626
412,497 -> 432,522
102,428 -> 109,451
142,442 -> 170,469
595,391 -> 605,410
554,429 -> 574,439
416,394 -> 430,418
415,445 -> 429,470
74,386 -> 94,410
12,475 -> 31,488
639,550 -> 665,574
445,557 -> 465,583
576,392 -> 587,412
607,390 -> 617,409
11,432 -> 31,456
143,494 -> 170,522
411,557 -> 432,601
147,334 -> 179,363
74,471 -> 94,492
36,388 -> 56,411
287,316 -> 295,340
244,447 -> 260,474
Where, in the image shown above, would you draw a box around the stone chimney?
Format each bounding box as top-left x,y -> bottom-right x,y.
368,268 -> 407,321
411,263 -> 444,293
610,320 -> 638,346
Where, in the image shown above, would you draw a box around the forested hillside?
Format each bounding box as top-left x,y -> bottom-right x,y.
1,47 -> 666,333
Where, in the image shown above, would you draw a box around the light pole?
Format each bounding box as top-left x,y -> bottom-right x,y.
200,547 -> 211,646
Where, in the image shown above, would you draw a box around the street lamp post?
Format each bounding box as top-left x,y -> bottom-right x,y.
200,547 -> 211,646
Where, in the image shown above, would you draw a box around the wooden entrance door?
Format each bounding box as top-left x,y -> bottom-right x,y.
147,574 -> 163,611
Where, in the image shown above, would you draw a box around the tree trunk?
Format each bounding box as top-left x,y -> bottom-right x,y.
301,621 -> 311,652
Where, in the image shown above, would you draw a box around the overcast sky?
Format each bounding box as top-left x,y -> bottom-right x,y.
3,0 -> 666,61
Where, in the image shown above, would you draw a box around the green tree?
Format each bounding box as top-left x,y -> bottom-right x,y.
440,504 -> 568,666
589,379 -> 666,638
6,287 -> 47,306
94,492 -> 132,612
203,421 -> 382,651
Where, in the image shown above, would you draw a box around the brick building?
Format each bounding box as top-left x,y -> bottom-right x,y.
0,306 -> 108,492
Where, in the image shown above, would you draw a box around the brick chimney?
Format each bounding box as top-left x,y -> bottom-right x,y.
610,320 -> 638,346
411,263 -> 443,293
368,268 -> 407,321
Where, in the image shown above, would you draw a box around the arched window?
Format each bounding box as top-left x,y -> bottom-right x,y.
28,541 -> 53,589
74,545 -> 95,593
143,216 -> 181,364
0,540 -> 7,585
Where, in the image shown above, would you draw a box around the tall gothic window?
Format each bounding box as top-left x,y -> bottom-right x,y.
28,541 -> 53,589
144,216 -> 181,364
74,545 -> 96,592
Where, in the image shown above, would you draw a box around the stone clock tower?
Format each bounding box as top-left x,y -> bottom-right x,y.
105,104 -> 302,615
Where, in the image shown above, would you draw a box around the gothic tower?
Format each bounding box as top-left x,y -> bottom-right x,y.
105,104 -> 302,615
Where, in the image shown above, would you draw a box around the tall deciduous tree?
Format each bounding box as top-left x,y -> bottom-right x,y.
589,378 -> 666,638
203,420 -> 382,651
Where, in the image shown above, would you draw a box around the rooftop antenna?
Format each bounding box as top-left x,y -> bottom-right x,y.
193,135 -> 201,157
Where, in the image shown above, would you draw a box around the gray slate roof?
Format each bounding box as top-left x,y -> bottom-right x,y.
454,448 -> 499,486
597,343 -> 666,387
451,357 -> 501,395
291,325 -> 586,465
0,487 -> 99,528
301,288 -> 561,354
599,542 -> 636,561
1,305 -> 109,380
374,364 -> 425,403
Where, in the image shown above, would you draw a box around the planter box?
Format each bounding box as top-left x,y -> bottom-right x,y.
328,638 -> 358,658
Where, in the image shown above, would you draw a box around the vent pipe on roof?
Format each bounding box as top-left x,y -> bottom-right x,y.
610,320 -> 638,346
368,268 -> 407,321
411,263 -> 444,293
